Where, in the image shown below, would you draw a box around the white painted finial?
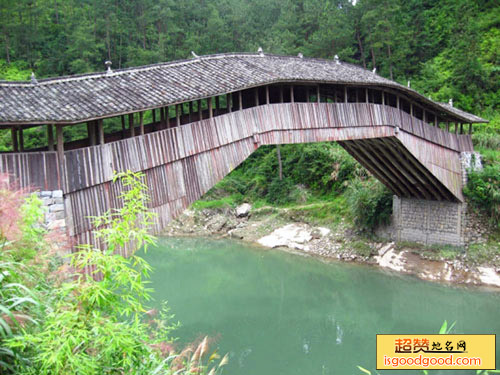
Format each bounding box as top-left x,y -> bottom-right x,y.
334,55 -> 340,65
449,98 -> 453,107
31,72 -> 38,84
105,61 -> 112,75
297,52 -> 303,58
257,47 -> 264,57
407,80 -> 411,88
372,67 -> 376,74
191,51 -> 199,59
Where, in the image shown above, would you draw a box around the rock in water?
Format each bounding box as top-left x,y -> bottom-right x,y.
236,203 -> 252,218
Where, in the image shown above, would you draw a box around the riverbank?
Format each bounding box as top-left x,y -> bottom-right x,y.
164,204 -> 500,289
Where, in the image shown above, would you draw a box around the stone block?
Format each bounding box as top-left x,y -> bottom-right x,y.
42,197 -> 54,206
52,190 -> 63,198
54,197 -> 64,204
49,204 -> 65,212
40,191 -> 52,197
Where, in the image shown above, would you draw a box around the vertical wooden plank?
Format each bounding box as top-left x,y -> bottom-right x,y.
238,91 -> 243,110
266,86 -> 270,105
290,85 -> 294,103
344,86 -> 348,103
176,104 -> 181,126
317,85 -> 320,103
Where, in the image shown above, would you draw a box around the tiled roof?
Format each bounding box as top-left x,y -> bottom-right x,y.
0,53 -> 488,125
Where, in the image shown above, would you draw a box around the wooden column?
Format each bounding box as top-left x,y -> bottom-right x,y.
160,106 -> 166,129
469,123 -> 473,134
446,121 -> 450,132
121,115 -> 126,138
265,86 -> 270,105
176,104 -> 181,126
381,91 -> 385,106
152,109 -> 156,124
254,88 -> 259,107
228,94 -> 232,112
455,123 -> 458,134
317,85 -> 320,103
139,112 -> 144,135
11,126 -> 18,152
290,85 -> 294,103
215,96 -> 220,115
198,100 -> 202,120
410,103 -> 413,117
47,124 -> 54,151
208,98 -> 213,118
434,115 -> 438,127
238,91 -> 243,110
87,121 -> 96,146
344,86 -> 348,103
97,119 -> 105,145
365,88 -> 369,103
128,113 -> 135,137
460,123 -> 464,134
18,127 -> 24,152
189,102 -> 193,122
56,124 -> 64,167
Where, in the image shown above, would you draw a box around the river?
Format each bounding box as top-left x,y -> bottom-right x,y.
141,236 -> 500,374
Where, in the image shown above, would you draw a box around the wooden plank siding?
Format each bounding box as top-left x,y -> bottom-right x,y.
0,102 -> 472,254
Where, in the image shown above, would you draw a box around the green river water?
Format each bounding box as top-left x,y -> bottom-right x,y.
141,237 -> 500,374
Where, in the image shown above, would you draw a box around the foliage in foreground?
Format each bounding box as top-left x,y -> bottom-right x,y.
1,171 -> 229,375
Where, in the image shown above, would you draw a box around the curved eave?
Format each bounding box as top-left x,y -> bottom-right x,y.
0,53 -> 488,126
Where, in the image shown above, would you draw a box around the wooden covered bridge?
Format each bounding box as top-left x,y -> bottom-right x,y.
0,52 -> 487,251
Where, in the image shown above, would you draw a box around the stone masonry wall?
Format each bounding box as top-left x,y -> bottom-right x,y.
392,196 -> 466,247
36,190 -> 67,232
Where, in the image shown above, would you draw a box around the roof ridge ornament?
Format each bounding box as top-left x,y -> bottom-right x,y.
334,55 -> 340,65
191,51 -> 200,59
31,72 -> 38,84
105,61 -> 112,75
372,67 -> 376,74
257,47 -> 264,57
449,98 -> 453,107
297,52 -> 303,58
407,80 -> 411,88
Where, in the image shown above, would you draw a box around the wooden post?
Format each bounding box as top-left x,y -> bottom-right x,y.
139,112 -> 144,135
255,88 -> 259,107
128,113 -> 135,137
279,86 -> 284,103
228,94 -> 232,112
366,88 -> 369,103
152,109 -> 156,124
47,124 -> 54,151
56,124 -> 64,167
215,96 -> 220,115
11,126 -> 18,152
434,115 -> 438,127
97,119 -> 105,145
198,100 -> 202,120
87,121 -> 96,146
238,92 -> 243,110
460,123 -> 464,134
208,98 -> 213,118
189,102 -> 193,122
266,86 -> 270,105
344,86 -> 348,103
121,115 -> 126,138
455,123 -> 458,134
469,123 -> 473,134
410,103 -> 413,117
446,121 -> 450,132
18,127 -> 24,152
317,85 -> 320,103
176,104 -> 181,126
381,91 -> 385,106
290,85 -> 294,103
160,107 -> 166,129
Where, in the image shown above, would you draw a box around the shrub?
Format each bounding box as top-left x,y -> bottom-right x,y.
345,177 -> 393,232
463,164 -> 500,228
266,177 -> 295,205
